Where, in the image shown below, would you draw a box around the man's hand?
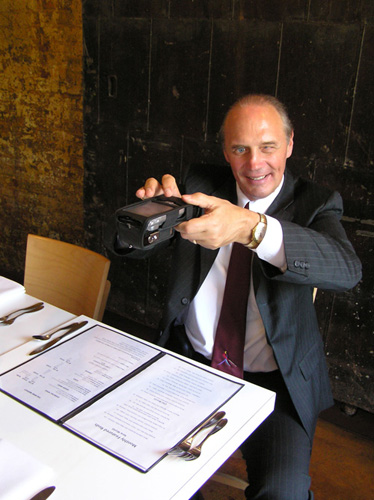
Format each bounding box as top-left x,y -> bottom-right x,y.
176,193 -> 260,250
136,174 -> 182,199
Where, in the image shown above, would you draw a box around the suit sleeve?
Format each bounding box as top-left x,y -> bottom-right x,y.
261,190 -> 362,292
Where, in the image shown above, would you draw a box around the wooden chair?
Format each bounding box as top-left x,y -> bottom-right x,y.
24,234 -> 111,321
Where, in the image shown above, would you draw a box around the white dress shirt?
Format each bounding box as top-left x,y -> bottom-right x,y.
183,177 -> 286,372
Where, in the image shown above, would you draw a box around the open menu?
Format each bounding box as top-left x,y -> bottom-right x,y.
0,325 -> 243,472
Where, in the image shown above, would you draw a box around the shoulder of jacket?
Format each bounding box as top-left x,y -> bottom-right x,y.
292,173 -> 342,207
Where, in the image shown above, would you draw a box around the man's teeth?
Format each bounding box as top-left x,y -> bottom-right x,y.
250,175 -> 266,180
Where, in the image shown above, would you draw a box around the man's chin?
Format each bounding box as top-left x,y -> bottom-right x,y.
240,181 -> 274,201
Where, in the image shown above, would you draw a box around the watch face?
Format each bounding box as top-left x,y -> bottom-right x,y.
245,214 -> 267,249
254,222 -> 267,241
247,217 -> 267,249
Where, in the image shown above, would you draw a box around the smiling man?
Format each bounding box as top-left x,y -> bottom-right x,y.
223,96 -> 293,201
108,94 -> 362,500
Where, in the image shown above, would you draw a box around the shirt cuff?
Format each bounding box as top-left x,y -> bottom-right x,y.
254,215 -> 287,272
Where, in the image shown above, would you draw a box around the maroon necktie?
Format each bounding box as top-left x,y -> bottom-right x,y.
211,207 -> 252,378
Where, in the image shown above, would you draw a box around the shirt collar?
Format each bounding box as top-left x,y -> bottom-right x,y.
236,176 -> 285,213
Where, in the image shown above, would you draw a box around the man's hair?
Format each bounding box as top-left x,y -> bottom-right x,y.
219,94 -> 294,146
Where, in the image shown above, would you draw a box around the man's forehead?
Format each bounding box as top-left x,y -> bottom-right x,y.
227,103 -> 281,123
224,104 -> 286,140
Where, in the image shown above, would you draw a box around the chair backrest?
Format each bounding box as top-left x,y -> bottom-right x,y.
24,234 -> 110,321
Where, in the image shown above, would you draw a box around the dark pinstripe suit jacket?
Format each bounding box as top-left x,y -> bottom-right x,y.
153,164 -> 362,440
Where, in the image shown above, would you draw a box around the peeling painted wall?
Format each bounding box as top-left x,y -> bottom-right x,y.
0,0 -> 84,280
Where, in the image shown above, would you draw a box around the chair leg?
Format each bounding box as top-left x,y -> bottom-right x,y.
208,449 -> 249,490
210,471 -> 249,490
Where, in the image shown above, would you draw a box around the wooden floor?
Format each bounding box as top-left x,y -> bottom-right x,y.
200,408 -> 374,500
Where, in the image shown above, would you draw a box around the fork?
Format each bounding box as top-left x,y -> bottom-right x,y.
168,410 -> 226,456
182,418 -> 228,460
0,302 -> 44,325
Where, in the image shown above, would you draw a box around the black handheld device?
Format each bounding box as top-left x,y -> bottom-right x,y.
115,195 -> 202,249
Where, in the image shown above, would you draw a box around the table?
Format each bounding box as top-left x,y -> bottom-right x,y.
0,293 -> 275,500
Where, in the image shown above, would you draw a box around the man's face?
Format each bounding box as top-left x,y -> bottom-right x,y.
223,103 -> 294,201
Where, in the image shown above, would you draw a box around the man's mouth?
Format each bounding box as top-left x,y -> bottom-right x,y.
248,174 -> 267,181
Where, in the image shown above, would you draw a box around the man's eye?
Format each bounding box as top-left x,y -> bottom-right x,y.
262,145 -> 276,153
233,147 -> 246,155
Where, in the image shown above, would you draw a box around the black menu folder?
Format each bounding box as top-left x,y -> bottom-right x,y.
0,324 -> 243,472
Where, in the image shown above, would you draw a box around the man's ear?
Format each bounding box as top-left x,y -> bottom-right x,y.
286,131 -> 294,158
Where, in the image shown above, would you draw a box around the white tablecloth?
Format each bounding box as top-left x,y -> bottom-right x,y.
0,283 -> 275,500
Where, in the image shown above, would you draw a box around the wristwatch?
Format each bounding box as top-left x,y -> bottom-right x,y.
244,213 -> 267,249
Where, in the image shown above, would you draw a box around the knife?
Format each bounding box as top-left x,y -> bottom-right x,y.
32,321 -> 85,340
29,320 -> 88,355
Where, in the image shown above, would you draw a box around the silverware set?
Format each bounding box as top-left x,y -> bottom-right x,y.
0,302 -> 88,355
29,320 -> 88,355
0,302 -> 44,325
168,411 -> 227,460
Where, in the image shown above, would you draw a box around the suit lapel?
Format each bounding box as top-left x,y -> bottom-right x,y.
266,169 -> 295,220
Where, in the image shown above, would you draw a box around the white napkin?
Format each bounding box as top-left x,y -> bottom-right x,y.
0,438 -> 55,500
0,277 -> 25,301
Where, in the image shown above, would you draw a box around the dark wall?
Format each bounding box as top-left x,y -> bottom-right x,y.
82,0 -> 374,412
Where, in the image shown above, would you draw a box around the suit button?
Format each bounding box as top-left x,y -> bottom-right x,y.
294,260 -> 300,268
305,262 -> 310,269
181,297 -> 189,305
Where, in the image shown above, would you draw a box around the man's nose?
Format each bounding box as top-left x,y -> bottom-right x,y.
245,150 -> 261,168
